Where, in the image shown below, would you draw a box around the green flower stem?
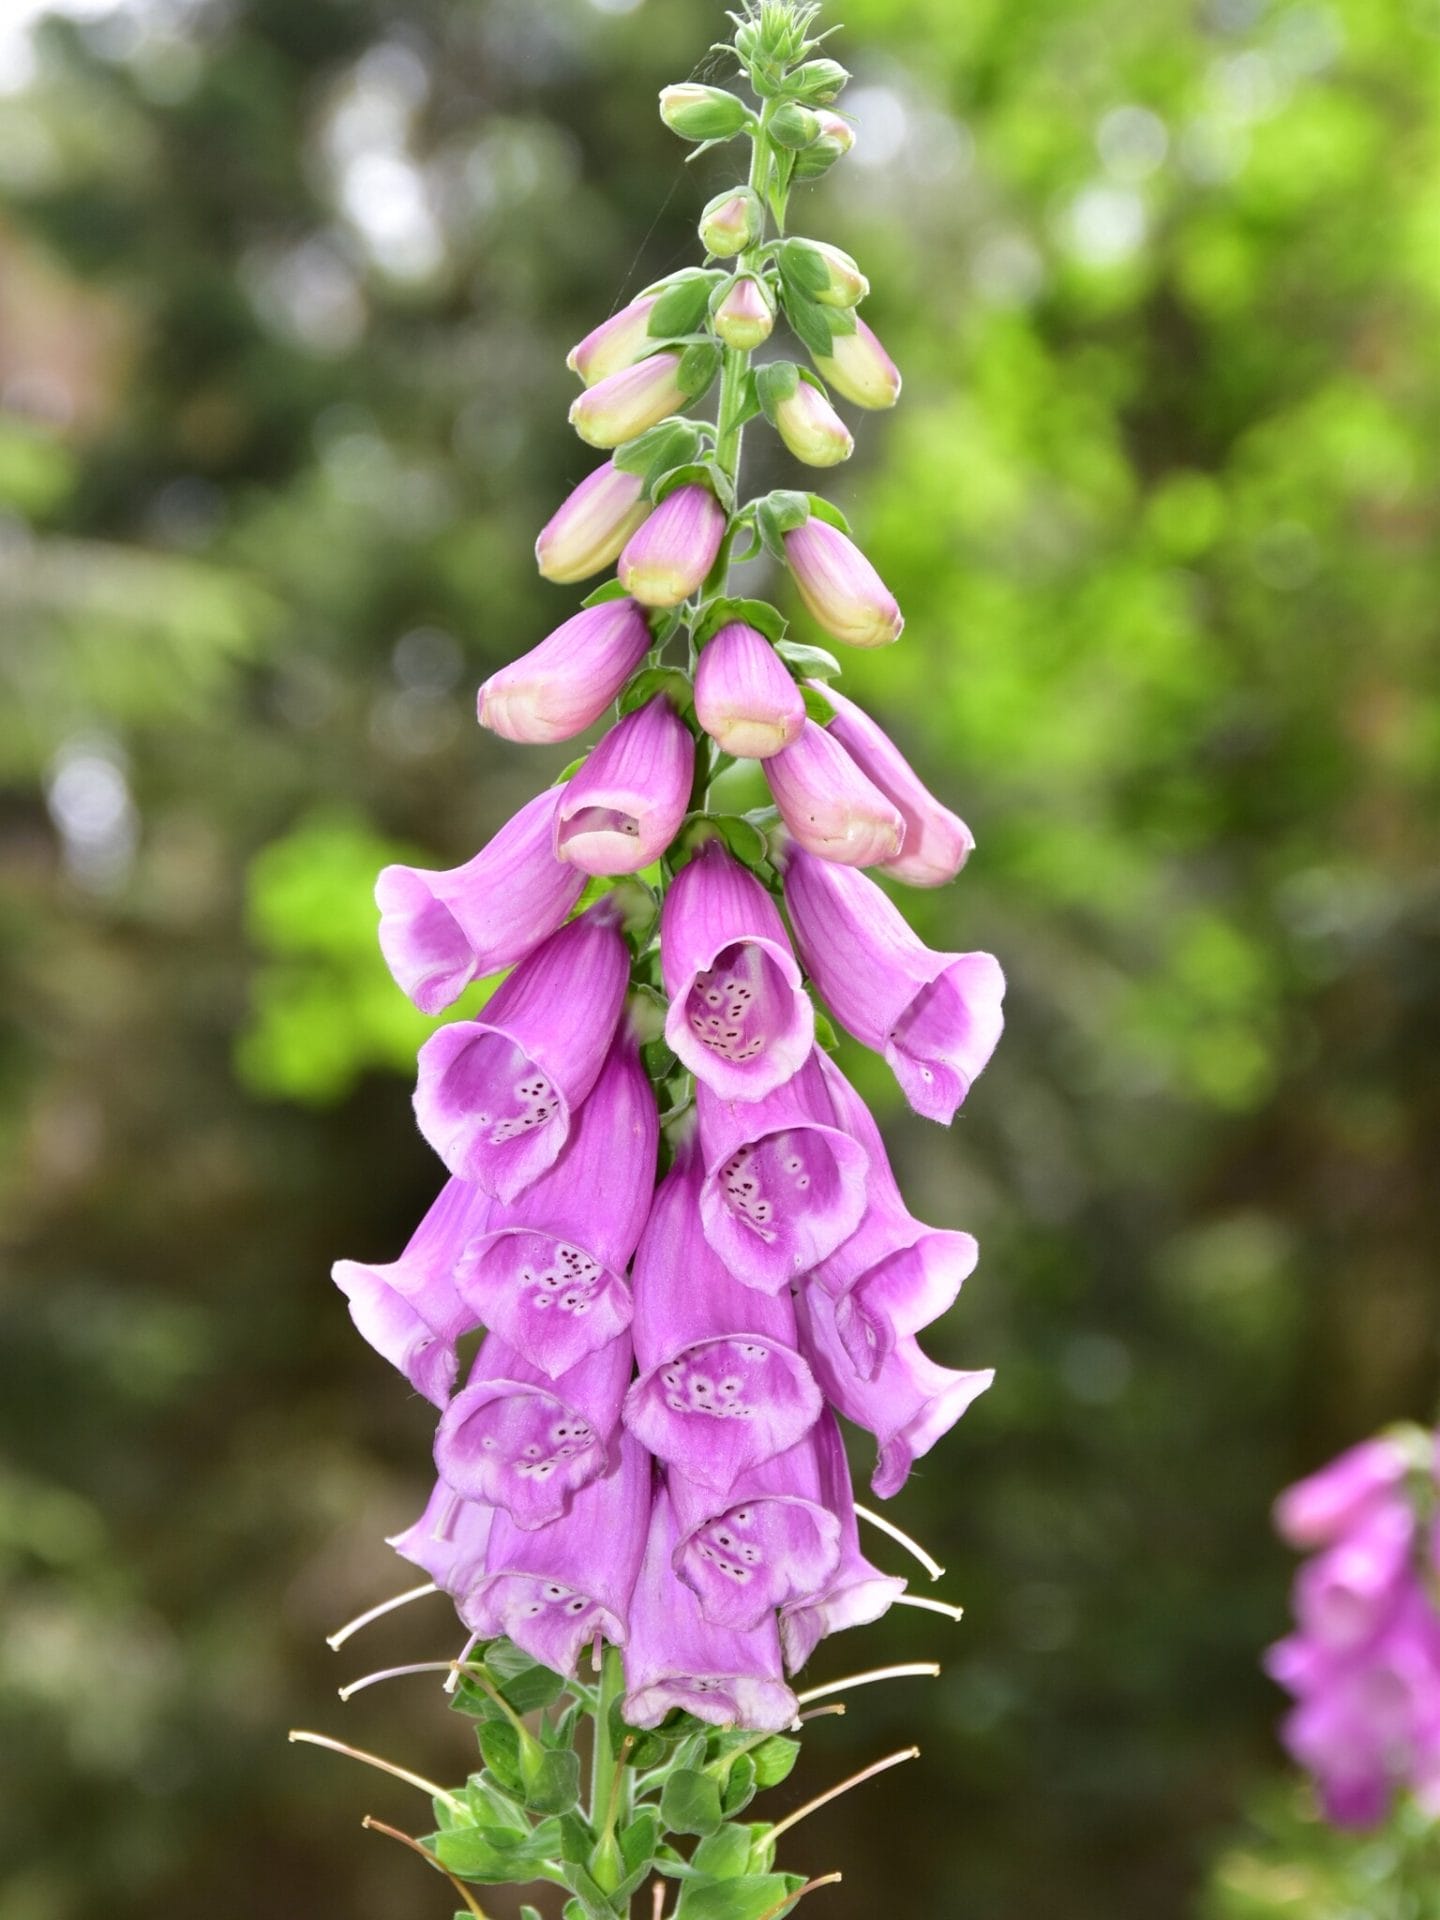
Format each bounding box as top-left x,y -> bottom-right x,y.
590,1642 -> 628,1833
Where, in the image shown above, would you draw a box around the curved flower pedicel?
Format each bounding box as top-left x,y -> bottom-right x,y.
413,903 -> 630,1199
375,786 -> 585,1016
696,1052 -> 870,1293
622,1484 -> 800,1733
435,1328 -> 632,1532
332,1176 -> 489,1408
782,844 -> 1005,1123
317,6 -> 1009,1904
660,839 -> 814,1102
454,1025 -> 656,1378
625,1140 -> 824,1491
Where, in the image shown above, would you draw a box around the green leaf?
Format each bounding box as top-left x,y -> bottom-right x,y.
560,1862 -> 619,1920
553,754 -> 588,785
581,577 -> 632,608
812,1009 -> 840,1052
754,360 -> 801,424
489,1645 -> 567,1716
691,1824 -> 754,1879
521,1907 -> 546,1920
652,461 -> 730,513
675,1873 -> 807,1920
773,639 -> 839,681
648,271 -> 724,338
753,488 -> 811,561
750,1736 -> 801,1789
780,287 -> 836,361
802,684 -> 836,726
524,1747 -> 581,1816
618,665 -> 693,719
804,495 -> 852,535
661,1767 -> 724,1837
677,340 -> 722,400
613,419 -> 704,487
478,1720 -> 523,1791
777,239 -> 831,299
694,597 -> 788,648
433,1826 -> 557,1885
620,1809 -> 662,1875
711,813 -> 770,871
720,1753 -> 757,1818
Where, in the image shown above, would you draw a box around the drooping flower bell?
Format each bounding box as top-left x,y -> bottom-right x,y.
375,787 -> 585,1016
570,351 -> 690,450
811,314 -> 902,410
454,1025 -> 657,1379
695,1051 -> 870,1293
821,683 -> 974,888
772,379 -> 854,468
461,1428 -> 652,1674
412,902 -> 631,1198
388,1478 -> 494,1600
782,518 -> 903,648
622,1483 -> 800,1732
567,294 -> 662,387
779,1410 -> 906,1673
535,459 -> 651,584
765,720 -> 905,867
624,1138 -> 824,1491
435,1328 -> 633,1531
554,694 -> 695,875
699,187 -> 763,259
780,845 -> 1005,1124
477,598 -> 653,745
332,1176 -> 488,1408
713,275 -> 775,352
660,839 -> 814,1102
693,622 -> 806,760
617,482 -> 726,608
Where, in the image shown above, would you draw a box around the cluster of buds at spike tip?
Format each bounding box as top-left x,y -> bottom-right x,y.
315,5 -> 1004,1914
1267,1425 -> 1440,1829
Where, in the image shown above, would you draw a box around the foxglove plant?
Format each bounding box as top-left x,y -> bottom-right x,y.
301,8 -> 1005,1914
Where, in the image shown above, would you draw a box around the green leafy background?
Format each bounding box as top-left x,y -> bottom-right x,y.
1,0 -> 1437,1915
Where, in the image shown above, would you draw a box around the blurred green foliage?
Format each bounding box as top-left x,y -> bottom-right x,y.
0,1 -> 1437,1917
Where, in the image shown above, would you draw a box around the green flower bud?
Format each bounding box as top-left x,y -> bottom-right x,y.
791,57 -> 849,105
699,187 -> 763,259
713,274 -> 776,351
658,83 -> 751,143
792,111 -> 855,180
769,101 -> 821,151
783,237 -> 869,308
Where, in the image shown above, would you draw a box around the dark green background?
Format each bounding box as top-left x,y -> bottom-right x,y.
2,1 -> 1438,1915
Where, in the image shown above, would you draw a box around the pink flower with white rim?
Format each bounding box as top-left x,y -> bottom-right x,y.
712,275 -> 775,352
566,293 -> 661,387
765,719 -> 905,868
780,843 -> 1005,1125
569,350 -> 689,450
534,459 -> 651,584
693,622 -> 805,760
478,598 -> 653,745
660,838 -> 814,1102
821,682 -> 974,888
554,694 -> 695,876
812,313 -> 902,410
773,380 -> 853,468
617,482 -> 726,608
782,517 -> 903,648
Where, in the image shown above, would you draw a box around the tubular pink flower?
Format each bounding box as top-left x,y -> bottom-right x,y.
765,721 -> 905,868
812,314 -> 902,410
781,846 -> 1005,1123
779,1410 -> 906,1673
810,1052 -> 978,1379
624,1140 -> 824,1491
554,695 -> 695,876
713,275 -> 774,352
567,294 -> 661,387
795,1282 -> 994,1500
617,482 -> 726,608
375,788 -> 585,1016
454,1028 -> 656,1379
569,351 -> 689,450
821,683 -> 974,888
773,381 -> 854,468
535,459 -> 652,584
670,1438 -> 842,1634
435,1329 -> 632,1531
332,1176 -> 489,1408
693,622 -> 806,760
460,1428 -> 651,1672
622,1484 -> 800,1731
696,1052 -> 870,1294
782,518 -> 903,649
477,600 -> 653,745
388,1479 -> 494,1598
1294,1501 -> 1416,1654
412,905 -> 630,1199
1274,1436 -> 1413,1549
660,840 -> 814,1102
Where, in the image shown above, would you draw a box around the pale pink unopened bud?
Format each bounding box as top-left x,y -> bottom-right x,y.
535,461 -> 651,584
617,483 -> 726,608
773,382 -> 853,468
567,295 -> 661,387
812,315 -> 901,410
713,276 -> 775,352
555,696 -> 695,875
782,518 -> 903,649
699,189 -> 762,259
478,599 -> 654,745
806,240 -> 869,308
815,110 -> 855,154
821,684 -> 974,887
694,623 -> 806,760
766,720 -> 905,867
569,351 -> 689,450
